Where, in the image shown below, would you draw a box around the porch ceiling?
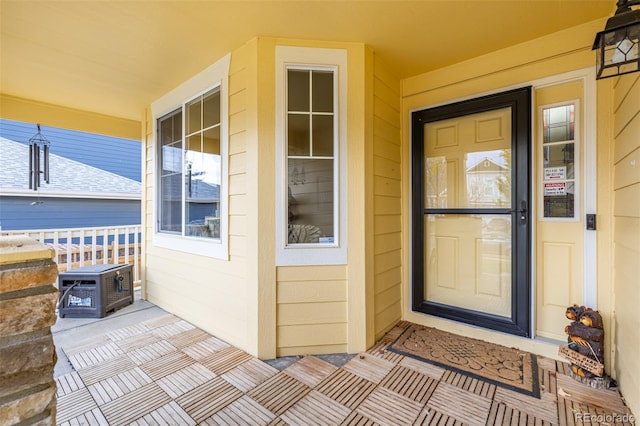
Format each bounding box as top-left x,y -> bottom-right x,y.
1,1 -> 613,123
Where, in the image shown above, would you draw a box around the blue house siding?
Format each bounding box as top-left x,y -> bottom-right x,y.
0,197 -> 141,231
0,118 -> 141,181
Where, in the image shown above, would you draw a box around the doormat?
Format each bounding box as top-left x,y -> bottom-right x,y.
389,324 -> 540,398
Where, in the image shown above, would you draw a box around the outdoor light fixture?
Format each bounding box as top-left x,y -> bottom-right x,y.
28,123 -> 51,190
593,0 -> 640,79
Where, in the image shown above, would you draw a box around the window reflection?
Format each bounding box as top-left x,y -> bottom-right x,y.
425,150 -> 511,208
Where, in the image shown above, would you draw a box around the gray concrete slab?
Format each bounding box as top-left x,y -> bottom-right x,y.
52,289 -> 168,377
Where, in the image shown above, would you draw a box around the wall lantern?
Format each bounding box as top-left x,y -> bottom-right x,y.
592,0 -> 640,79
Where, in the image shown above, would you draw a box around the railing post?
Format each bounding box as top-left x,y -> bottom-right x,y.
91,229 -> 97,266
65,230 -> 72,272
79,229 -> 85,268
124,226 -> 130,266
102,228 -> 109,265
113,228 -> 119,265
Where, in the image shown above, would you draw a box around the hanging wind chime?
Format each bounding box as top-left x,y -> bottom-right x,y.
28,124 -> 51,191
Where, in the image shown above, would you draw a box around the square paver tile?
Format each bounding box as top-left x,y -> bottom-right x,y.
139,350 -> 196,380
356,386 -> 424,425
221,358 -> 279,392
127,340 -> 177,366
380,364 -> 439,404
157,362 -> 216,398
106,323 -> 152,341
200,346 -> 254,375
427,381 -> 492,426
343,353 -> 396,384
166,327 -> 211,348
56,387 -> 98,425
441,370 -> 496,399
316,368 -> 377,409
201,395 -> 277,426
55,371 -> 85,397
248,372 -> 311,415
152,320 -> 196,339
130,401 -> 196,425
283,355 -> 338,387
77,354 -> 137,386
176,376 -> 243,423
68,341 -> 123,369
181,336 -> 230,360
100,382 -> 171,426
280,390 -> 351,425
88,367 -> 152,404
57,407 -> 107,426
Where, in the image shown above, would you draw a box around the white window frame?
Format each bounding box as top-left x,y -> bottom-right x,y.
275,46 -> 348,266
151,53 -> 230,259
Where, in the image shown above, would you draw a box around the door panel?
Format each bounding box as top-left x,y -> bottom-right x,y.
412,87 -> 532,337
535,81 -> 584,341
425,214 -> 512,317
423,108 -> 513,317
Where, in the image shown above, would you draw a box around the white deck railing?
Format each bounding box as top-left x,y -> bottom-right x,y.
1,225 -> 142,286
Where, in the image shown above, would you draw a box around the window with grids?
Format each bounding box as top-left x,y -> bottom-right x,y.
286,67 -> 337,245
541,103 -> 577,219
157,87 -> 222,240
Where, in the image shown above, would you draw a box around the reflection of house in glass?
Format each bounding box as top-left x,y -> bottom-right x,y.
161,173 -> 220,237
465,157 -> 510,207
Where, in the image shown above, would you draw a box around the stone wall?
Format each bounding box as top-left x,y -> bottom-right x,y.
0,236 -> 59,425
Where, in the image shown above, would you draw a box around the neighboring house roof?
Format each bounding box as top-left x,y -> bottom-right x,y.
0,137 -> 141,199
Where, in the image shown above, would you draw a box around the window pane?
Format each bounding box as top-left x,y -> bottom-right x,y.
186,134 -> 201,153
177,87 -> 223,239
158,110 -> 182,233
312,71 -> 333,112
288,158 -> 334,244
543,143 -> 575,179
184,140 -> 221,239
543,105 -> 574,143
288,114 -> 310,156
186,99 -> 201,135
544,181 -> 575,218
312,115 -> 333,156
288,70 -> 309,112
203,89 -> 221,128
203,127 -> 220,155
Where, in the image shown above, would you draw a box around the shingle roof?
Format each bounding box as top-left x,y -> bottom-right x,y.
0,137 -> 141,197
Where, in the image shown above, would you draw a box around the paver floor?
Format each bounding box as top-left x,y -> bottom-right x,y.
54,313 -> 635,425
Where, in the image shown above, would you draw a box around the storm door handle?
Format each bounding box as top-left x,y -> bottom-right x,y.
510,200 -> 527,224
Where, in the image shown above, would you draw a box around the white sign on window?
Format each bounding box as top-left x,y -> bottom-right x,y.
544,182 -> 566,196
544,166 -> 566,181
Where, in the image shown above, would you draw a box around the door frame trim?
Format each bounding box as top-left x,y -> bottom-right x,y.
411,86 -> 533,337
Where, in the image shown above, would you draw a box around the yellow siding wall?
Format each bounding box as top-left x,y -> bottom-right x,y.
142,42 -> 255,353
612,74 -> 640,416
372,55 -> 402,340
276,265 -> 348,356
